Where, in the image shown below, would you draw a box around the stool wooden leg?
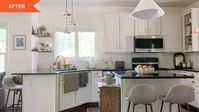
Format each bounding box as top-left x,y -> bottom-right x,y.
127,102 -> 130,112
186,104 -> 190,112
5,90 -> 10,108
149,104 -> 153,112
160,101 -> 164,112
145,105 -> 148,112
169,103 -> 172,112
178,104 -> 181,112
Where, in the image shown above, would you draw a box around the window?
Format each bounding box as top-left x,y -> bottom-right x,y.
0,28 -> 7,72
56,32 -> 96,57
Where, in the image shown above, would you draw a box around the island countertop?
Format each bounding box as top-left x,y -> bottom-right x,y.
113,71 -> 194,79
11,68 -> 133,75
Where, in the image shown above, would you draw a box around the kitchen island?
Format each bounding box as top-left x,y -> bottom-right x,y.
11,69 -> 130,112
113,71 -> 194,112
11,69 -> 194,112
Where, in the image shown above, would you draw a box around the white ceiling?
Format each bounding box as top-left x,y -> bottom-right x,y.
39,0 -> 198,7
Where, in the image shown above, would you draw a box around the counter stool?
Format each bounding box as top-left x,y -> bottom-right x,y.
2,75 -> 23,112
126,84 -> 157,112
159,85 -> 194,112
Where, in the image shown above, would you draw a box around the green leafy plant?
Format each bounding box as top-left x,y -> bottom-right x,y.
39,25 -> 47,33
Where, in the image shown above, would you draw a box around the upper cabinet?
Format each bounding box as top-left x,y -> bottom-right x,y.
183,8 -> 199,52
105,14 -> 120,52
105,13 -> 134,53
162,15 -> 182,52
135,18 -> 162,36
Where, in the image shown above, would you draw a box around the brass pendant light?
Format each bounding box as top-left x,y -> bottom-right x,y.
68,0 -> 76,27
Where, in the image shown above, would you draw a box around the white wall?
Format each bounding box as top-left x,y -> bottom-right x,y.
35,5 -> 183,69
0,13 -> 32,74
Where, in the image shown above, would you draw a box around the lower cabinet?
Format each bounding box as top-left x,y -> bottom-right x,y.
59,75 -> 76,111
99,86 -> 120,112
59,71 -> 103,111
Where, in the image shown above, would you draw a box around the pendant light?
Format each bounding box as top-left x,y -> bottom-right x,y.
61,0 -> 71,16
68,0 -> 76,27
131,0 -> 165,19
62,0 -> 71,33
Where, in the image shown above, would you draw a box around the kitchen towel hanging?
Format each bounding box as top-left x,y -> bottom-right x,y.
79,72 -> 88,87
64,73 -> 79,93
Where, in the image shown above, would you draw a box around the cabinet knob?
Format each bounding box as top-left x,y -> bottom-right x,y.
191,81 -> 195,84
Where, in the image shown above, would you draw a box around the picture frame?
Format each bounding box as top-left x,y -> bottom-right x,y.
13,35 -> 26,50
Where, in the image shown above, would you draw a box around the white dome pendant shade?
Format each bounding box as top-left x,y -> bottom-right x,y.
131,0 -> 165,19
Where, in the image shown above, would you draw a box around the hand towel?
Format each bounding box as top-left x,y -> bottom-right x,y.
64,73 -> 79,93
79,72 -> 88,87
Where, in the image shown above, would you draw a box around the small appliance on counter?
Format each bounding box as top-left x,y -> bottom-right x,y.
132,57 -> 159,70
115,61 -> 125,69
173,53 -> 186,70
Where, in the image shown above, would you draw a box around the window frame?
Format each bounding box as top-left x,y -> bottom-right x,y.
0,27 -> 8,72
56,31 -> 97,58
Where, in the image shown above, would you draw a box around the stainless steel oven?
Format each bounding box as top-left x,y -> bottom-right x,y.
134,35 -> 164,52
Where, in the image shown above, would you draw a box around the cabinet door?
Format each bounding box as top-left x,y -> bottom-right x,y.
77,74 -> 91,105
119,13 -> 135,52
105,14 -> 120,52
135,19 -> 148,35
148,18 -> 162,35
162,15 -> 182,52
91,71 -> 102,102
59,79 -> 76,111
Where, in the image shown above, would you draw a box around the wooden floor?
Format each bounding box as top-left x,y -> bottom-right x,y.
0,108 -> 99,112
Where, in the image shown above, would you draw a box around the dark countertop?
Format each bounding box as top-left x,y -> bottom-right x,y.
158,68 -> 199,73
11,67 -> 199,76
113,71 -> 194,79
11,68 -> 132,75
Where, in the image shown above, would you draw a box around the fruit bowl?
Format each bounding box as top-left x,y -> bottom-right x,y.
135,65 -> 155,74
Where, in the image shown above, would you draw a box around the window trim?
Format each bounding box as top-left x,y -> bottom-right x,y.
0,27 -> 7,72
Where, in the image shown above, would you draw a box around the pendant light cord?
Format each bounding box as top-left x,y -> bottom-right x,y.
71,0 -> 74,20
65,0 -> 68,32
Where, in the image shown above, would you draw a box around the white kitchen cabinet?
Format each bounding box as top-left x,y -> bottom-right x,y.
135,19 -> 147,35
76,73 -> 91,105
148,18 -> 162,35
105,14 -> 120,52
135,18 -> 162,36
162,15 -> 182,52
91,71 -> 103,102
59,75 -> 76,111
119,13 -> 135,52
105,13 -> 134,53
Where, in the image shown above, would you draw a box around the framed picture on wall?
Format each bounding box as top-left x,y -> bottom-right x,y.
13,35 -> 26,50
